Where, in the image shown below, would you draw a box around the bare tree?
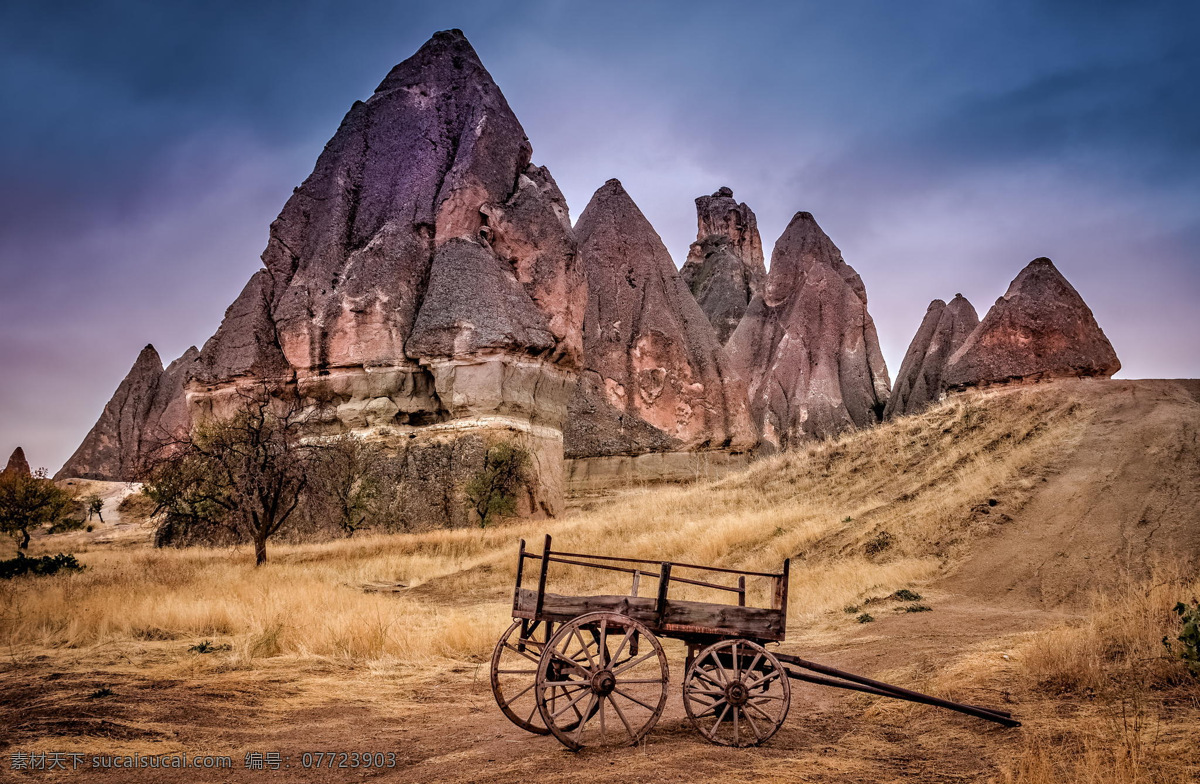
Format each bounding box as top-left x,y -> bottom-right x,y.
307,435 -> 386,537
145,387 -> 316,565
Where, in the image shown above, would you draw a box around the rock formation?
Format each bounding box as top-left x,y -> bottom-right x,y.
727,211 -> 890,447
564,179 -> 756,464
3,447 -> 30,477
884,294 -> 979,418
679,188 -> 767,343
944,258 -> 1120,389
57,344 -> 199,480
183,30 -> 585,525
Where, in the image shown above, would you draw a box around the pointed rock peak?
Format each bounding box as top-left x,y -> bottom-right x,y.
577,180 -> 656,241
681,186 -> 766,343
57,343 -> 169,481
945,258 -> 1119,389
374,29 -> 489,94
135,344 -> 163,372
727,211 -> 890,444
3,447 -> 30,477
885,294 -> 980,419
568,177 -> 756,455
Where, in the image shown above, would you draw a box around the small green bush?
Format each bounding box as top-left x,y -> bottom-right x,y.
88,687 -> 114,699
464,442 -> 531,528
892,589 -> 922,602
1164,599 -> 1200,677
0,552 -> 84,579
843,604 -> 861,614
857,613 -> 875,624
904,604 -> 933,613
864,530 -> 894,556
189,640 -> 231,654
48,517 -> 85,534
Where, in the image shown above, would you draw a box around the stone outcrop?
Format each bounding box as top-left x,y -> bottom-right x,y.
564,179 -> 756,462
3,447 -> 30,477
58,344 -> 199,480
727,211 -> 890,447
183,30 -> 585,525
944,258 -> 1120,389
885,294 -> 979,418
679,188 -> 767,343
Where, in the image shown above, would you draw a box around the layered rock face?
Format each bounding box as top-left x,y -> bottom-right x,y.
944,258 -> 1120,389
3,447 -> 30,477
679,188 -> 767,343
57,344 -> 199,480
727,211 -> 890,447
185,30 -> 585,524
564,180 -> 756,462
885,294 -> 979,418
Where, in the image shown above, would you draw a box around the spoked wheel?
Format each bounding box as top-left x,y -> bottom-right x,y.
683,639 -> 791,747
491,619 -> 553,734
535,612 -> 669,751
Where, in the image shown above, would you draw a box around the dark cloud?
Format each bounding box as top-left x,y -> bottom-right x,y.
1,0 -> 1197,470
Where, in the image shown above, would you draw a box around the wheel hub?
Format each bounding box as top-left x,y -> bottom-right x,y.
591,669 -> 616,696
725,679 -> 749,706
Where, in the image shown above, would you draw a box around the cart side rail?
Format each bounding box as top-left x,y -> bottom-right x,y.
513,535 -> 790,636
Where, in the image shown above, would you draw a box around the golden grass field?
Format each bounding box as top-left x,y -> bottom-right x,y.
2,379 -> 1198,783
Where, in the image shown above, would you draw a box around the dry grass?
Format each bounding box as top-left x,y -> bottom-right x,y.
1,385 -> 1087,669
992,567 -> 1200,784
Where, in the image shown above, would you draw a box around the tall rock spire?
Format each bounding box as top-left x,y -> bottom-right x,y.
180,29 -> 585,524
727,211 -> 890,447
679,187 -> 766,343
564,179 -> 755,459
944,258 -> 1120,389
885,294 -> 979,418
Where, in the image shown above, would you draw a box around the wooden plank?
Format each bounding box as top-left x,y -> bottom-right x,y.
511,539 -> 526,615
534,534 -> 551,618
514,589 -> 786,640
550,549 -> 783,579
656,563 -> 672,625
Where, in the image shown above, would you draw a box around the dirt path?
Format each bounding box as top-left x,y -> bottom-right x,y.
941,379 -> 1200,609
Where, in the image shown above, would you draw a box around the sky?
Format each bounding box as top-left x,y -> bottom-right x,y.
1,0 -> 1198,473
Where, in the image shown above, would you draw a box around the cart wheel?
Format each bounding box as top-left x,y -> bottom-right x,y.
683,639 -> 790,747
535,612 -> 669,751
491,620 -> 552,734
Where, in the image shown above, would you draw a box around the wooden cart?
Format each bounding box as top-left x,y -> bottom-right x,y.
490,536 -> 1018,751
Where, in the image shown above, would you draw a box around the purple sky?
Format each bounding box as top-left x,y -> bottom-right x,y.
1,1 -> 1198,473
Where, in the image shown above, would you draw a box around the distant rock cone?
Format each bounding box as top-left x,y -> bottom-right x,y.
58,344 -> 199,480
58,345 -> 164,480
885,294 -> 979,418
178,29 -> 585,525
564,179 -> 756,459
727,211 -> 890,447
679,187 -> 767,343
3,447 -> 31,477
944,258 -> 1120,389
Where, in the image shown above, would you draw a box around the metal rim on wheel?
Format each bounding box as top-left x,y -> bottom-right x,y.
535,611 -> 669,751
491,619 -> 552,734
683,638 -> 791,747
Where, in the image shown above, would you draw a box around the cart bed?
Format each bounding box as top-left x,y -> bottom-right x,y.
514,588 -> 785,642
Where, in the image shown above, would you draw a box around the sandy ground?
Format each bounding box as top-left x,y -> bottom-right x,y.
3,379 -> 1199,782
